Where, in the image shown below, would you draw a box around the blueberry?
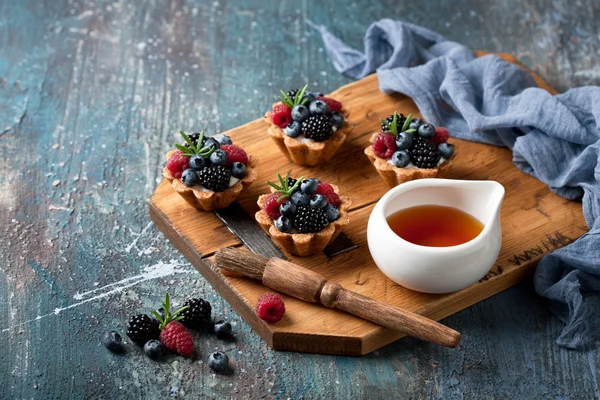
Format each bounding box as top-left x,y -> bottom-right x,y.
214,134 -> 232,145
210,149 -> 228,166
208,351 -> 230,374
181,168 -> 199,186
324,204 -> 340,222
300,178 -> 319,195
438,143 -> 455,159
408,118 -> 423,130
417,123 -> 435,139
310,194 -> 328,209
312,91 -> 324,97
395,132 -> 413,150
391,151 -> 410,168
291,191 -> 310,206
189,154 -> 210,170
102,330 -> 125,353
330,111 -> 344,128
291,105 -> 310,122
143,339 -> 164,360
309,100 -> 329,115
203,137 -> 220,151
275,216 -> 293,233
231,162 -> 247,179
306,92 -> 317,103
284,121 -> 302,138
155,307 -> 166,321
280,200 -> 297,218
213,320 -> 233,339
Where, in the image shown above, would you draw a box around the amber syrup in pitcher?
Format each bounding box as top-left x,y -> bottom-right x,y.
386,205 -> 484,247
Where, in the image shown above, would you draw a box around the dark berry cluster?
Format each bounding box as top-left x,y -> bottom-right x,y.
373,112 -> 455,169
166,131 -> 249,191
263,174 -> 342,234
270,85 -> 345,142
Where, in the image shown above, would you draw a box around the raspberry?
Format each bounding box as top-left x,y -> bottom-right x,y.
264,192 -> 284,220
166,150 -> 190,179
316,96 -> 342,112
271,104 -> 292,128
431,127 -> 449,146
372,133 -> 397,159
256,292 -> 286,323
160,321 -> 195,358
316,183 -> 341,207
221,144 -> 248,166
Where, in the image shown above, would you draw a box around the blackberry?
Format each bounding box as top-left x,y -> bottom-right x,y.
184,132 -> 204,148
198,165 -> 231,192
180,298 -> 212,329
286,88 -> 300,102
294,205 -> 328,233
407,137 -> 441,169
126,314 -> 160,346
287,177 -> 297,187
381,113 -> 406,132
302,115 -> 333,142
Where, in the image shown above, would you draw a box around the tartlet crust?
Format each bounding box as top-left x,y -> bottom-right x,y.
364,132 -> 454,188
162,149 -> 258,211
264,105 -> 353,167
255,184 -> 351,257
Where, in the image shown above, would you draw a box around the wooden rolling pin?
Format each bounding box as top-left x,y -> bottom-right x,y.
214,248 -> 460,348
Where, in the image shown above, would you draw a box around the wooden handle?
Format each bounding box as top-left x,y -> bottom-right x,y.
262,258 -> 460,348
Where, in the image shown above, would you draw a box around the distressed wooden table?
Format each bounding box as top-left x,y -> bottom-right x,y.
1,0 -> 598,398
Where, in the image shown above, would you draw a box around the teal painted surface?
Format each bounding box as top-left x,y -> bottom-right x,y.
0,0 -> 599,398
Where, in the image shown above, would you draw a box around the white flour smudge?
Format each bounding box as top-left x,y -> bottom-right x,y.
124,221 -> 153,253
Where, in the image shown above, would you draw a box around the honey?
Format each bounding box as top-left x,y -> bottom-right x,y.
386,205 -> 484,247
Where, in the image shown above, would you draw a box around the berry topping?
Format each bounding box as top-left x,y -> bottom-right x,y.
324,204 -> 340,222
285,87 -> 306,104
213,320 -> 233,339
264,193 -> 285,220
127,314 -> 160,346
407,137 -> 441,168
372,133 -> 397,159
203,137 -> 220,151
409,117 -> 423,130
231,162 -> 247,179
221,144 -> 248,166
284,121 -> 302,137
266,173 -> 304,205
309,99 -> 330,115
309,194 -> 328,209
391,150 -> 411,168
214,134 -> 232,145
189,154 -> 210,170
396,131 -> 414,150
279,200 -> 297,218
381,112 -> 406,132
143,339 -> 165,360
166,150 -> 190,179
300,178 -> 319,195
330,111 -> 344,128
154,293 -> 195,358
184,132 -> 204,148
208,351 -> 231,374
291,191 -> 310,206
294,205 -> 329,233
303,114 -> 333,142
102,330 -> 125,353
275,216 -> 293,233
256,293 -> 286,323
180,297 -> 212,330
438,142 -> 455,159
181,169 -> 199,187
417,123 -> 435,139
210,149 -> 228,166
198,165 -> 232,192
431,127 -> 450,146
271,103 -> 293,128
315,183 -> 341,207
316,96 -> 342,113
291,104 -> 310,122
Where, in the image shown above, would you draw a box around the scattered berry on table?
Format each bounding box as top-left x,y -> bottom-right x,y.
213,320 -> 233,339
166,150 -> 190,179
317,96 -> 342,113
220,144 -> 248,166
324,204 -> 340,222
407,137 -> 441,168
203,137 -> 220,151
271,104 -> 293,128
264,192 -> 285,220
309,194 -> 328,209
431,127 -> 450,146
208,351 -> 231,374
143,339 -> 165,360
291,191 -> 310,206
300,178 -> 319,195
154,293 -> 195,358
392,150 -> 411,168
126,314 -> 160,346
303,114 -> 333,142
396,131 -> 414,150
381,113 -> 406,132
437,142 -> 455,159
309,99 -> 330,115
291,104 -> 310,122
372,133 -> 397,159
214,134 -> 232,146
417,123 -> 435,139
408,117 -> 423,130
294,205 -> 329,233
330,111 -> 344,128
189,154 -> 210,170
209,149 -> 228,166
198,165 -> 231,192
279,200 -> 297,218
275,216 -> 293,233
316,183 -> 341,207
284,121 -> 302,138
102,330 -> 125,353
180,298 -> 212,330
181,168 -> 199,187
256,293 -> 286,323
231,162 -> 247,179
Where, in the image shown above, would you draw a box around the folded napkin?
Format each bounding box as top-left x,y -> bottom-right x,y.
307,19 -> 600,349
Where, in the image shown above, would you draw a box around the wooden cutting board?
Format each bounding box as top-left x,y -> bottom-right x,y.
149,52 -> 586,356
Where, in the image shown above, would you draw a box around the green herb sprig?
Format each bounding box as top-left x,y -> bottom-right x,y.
174,130 -> 216,157
267,173 -> 304,202
152,292 -> 189,330
381,111 -> 417,137
278,84 -> 309,108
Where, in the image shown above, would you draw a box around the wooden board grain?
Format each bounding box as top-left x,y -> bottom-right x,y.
149,53 -> 585,355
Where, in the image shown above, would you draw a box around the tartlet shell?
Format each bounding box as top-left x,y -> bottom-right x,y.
264,105 -> 353,167
255,184 -> 351,256
364,132 -> 454,188
162,149 -> 258,211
